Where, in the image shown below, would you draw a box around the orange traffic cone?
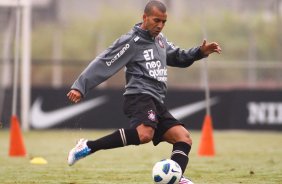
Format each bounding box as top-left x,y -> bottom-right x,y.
9,115 -> 26,157
198,114 -> 215,156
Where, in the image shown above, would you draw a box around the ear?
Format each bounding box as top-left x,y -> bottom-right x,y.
142,14 -> 147,22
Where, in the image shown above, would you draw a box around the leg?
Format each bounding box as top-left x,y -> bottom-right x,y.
87,128 -> 141,152
68,94 -> 157,166
68,123 -> 154,166
68,128 -> 141,166
87,123 -> 154,152
162,125 -> 192,174
162,125 -> 192,145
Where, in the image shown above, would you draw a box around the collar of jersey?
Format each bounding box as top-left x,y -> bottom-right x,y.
133,22 -> 155,40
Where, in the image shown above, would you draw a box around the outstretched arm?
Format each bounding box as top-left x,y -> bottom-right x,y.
200,39 -> 222,56
67,35 -> 135,102
164,34 -> 220,68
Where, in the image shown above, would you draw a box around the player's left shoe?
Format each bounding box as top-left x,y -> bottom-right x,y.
179,176 -> 194,184
68,138 -> 91,166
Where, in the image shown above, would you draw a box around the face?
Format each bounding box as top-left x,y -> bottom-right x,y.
141,7 -> 167,37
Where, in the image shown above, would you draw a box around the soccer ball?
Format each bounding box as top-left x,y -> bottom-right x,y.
152,159 -> 182,184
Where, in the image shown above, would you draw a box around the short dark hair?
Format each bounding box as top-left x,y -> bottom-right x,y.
144,0 -> 166,15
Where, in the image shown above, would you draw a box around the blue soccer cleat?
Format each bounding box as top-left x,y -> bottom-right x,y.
68,138 -> 91,166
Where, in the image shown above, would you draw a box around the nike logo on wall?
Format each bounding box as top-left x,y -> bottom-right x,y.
169,97 -> 219,120
30,95 -> 219,129
30,96 -> 108,129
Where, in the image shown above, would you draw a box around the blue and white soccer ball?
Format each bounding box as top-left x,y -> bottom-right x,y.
152,159 -> 182,184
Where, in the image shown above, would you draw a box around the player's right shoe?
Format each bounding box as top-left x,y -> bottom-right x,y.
68,138 -> 91,166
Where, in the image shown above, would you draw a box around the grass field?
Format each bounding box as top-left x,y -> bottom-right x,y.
0,130 -> 281,184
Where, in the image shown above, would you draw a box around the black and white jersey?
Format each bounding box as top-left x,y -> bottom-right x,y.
71,23 -> 205,103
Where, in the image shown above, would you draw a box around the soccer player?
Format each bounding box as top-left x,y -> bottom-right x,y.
67,1 -> 221,183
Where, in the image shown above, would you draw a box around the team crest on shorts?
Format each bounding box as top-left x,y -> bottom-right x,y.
148,110 -> 157,122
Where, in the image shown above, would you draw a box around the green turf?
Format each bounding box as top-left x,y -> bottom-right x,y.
0,130 -> 281,184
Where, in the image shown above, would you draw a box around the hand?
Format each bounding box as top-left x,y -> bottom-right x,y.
200,39 -> 222,56
67,89 -> 82,103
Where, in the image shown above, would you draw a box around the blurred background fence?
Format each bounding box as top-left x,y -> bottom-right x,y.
1,0 -> 282,90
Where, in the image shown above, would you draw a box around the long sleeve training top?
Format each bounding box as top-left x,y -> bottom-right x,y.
71,23 -> 206,103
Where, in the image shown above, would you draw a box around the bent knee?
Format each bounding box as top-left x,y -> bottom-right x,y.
163,125 -> 193,145
139,133 -> 153,144
175,130 -> 192,145
136,124 -> 154,144
183,132 -> 192,145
